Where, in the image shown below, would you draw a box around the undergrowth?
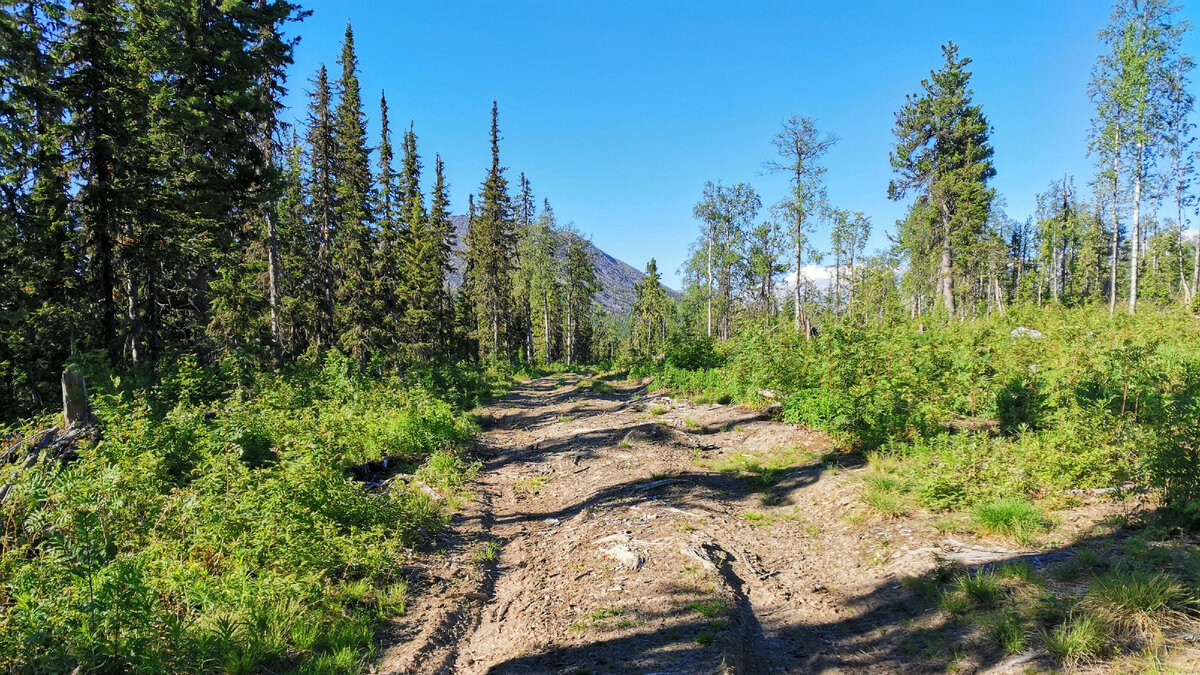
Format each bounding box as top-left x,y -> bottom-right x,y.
0,351 -> 484,672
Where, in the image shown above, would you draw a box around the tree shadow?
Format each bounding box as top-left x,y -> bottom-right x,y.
482,530 -> 1171,674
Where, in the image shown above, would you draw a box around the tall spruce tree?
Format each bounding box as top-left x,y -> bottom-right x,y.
305,65 -> 337,348
631,259 -> 670,356
889,42 -> 996,316
464,101 -> 515,359
375,91 -> 402,351
428,154 -> 457,354
332,22 -> 374,364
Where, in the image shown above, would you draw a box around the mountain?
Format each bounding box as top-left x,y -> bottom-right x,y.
445,215 -> 676,315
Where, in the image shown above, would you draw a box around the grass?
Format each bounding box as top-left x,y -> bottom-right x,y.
862,474 -> 912,517
687,600 -> 728,618
955,571 -> 1004,606
1042,613 -> 1108,666
512,475 -> 551,494
648,404 -> 668,415
697,446 -> 817,490
741,511 -> 772,526
473,540 -> 501,564
986,610 -> 1027,654
970,498 -> 1049,544
1081,569 -> 1188,639
581,379 -> 614,395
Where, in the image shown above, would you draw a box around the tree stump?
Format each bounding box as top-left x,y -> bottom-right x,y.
61,369 -> 93,428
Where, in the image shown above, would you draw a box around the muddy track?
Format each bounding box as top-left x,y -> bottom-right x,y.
374,374 -> 1126,675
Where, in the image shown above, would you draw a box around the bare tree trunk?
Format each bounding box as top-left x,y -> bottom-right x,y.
1177,187 -> 1191,305
794,214 -> 803,335
1129,142 -> 1143,314
125,275 -> 139,366
524,300 -> 534,363
939,204 -> 955,315
706,235 -> 713,338
267,209 -> 282,359
1109,129 -> 1121,316
833,249 -> 841,317
1193,226 -> 1200,306
320,215 -> 334,347
543,290 -> 550,362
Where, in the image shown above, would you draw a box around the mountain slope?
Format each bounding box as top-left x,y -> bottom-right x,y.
446,215 -> 674,315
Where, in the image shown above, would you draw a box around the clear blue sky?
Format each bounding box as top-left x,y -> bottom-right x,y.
279,1 -> 1200,286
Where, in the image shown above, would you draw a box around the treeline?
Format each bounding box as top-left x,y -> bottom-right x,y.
649,0 -> 1198,343
0,3 -> 603,421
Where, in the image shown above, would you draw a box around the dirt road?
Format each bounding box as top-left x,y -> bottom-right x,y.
373,373 -> 1114,674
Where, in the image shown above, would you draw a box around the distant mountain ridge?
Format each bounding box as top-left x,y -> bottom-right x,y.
445,215 -> 674,315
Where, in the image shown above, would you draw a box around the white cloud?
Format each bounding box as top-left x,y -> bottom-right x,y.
784,265 -> 834,290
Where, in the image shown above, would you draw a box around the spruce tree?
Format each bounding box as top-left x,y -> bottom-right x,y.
464,101 -> 516,359
561,224 -> 599,365
428,155 -> 457,354
889,42 -> 996,316
305,65 -> 337,348
332,22 -> 375,364
375,91 -> 402,352
631,259 -> 670,356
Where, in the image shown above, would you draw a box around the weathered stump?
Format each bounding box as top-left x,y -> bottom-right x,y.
61,369 -> 92,428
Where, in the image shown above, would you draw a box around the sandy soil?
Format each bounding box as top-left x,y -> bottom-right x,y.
372,373 -> 1196,675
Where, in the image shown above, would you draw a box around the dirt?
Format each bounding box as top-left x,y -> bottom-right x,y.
373,373 -> 1187,675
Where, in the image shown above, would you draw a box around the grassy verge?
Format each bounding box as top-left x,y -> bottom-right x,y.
903,535 -> 1200,670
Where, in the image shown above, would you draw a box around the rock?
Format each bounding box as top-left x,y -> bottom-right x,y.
601,544 -> 644,571
1010,326 -> 1045,339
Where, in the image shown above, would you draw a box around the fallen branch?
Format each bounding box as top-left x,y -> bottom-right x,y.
633,478 -> 686,492
0,428 -> 58,504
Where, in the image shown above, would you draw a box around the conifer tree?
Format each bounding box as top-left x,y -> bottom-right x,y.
512,172 -> 536,360
332,22 -> 375,364
65,0 -> 139,362
375,91 -> 402,351
396,126 -> 446,361
631,259 -> 670,355
428,155 -> 457,353
889,42 -> 996,317
0,0 -> 77,414
305,65 -> 337,348
561,224 -> 599,365
520,198 -> 562,362
464,101 -> 515,359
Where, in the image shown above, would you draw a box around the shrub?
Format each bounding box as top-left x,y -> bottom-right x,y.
665,332 -> 723,371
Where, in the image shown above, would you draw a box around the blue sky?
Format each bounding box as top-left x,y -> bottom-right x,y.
279,1 -> 1200,286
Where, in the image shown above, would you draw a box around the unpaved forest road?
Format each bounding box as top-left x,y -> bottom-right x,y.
373,374 -> 1118,674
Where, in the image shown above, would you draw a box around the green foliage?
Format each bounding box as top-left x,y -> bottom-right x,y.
647,307 -> 1200,517
665,332 -> 723,371
0,354 -> 478,671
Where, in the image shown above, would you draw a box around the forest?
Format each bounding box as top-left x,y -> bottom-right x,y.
1,0 -> 1199,673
